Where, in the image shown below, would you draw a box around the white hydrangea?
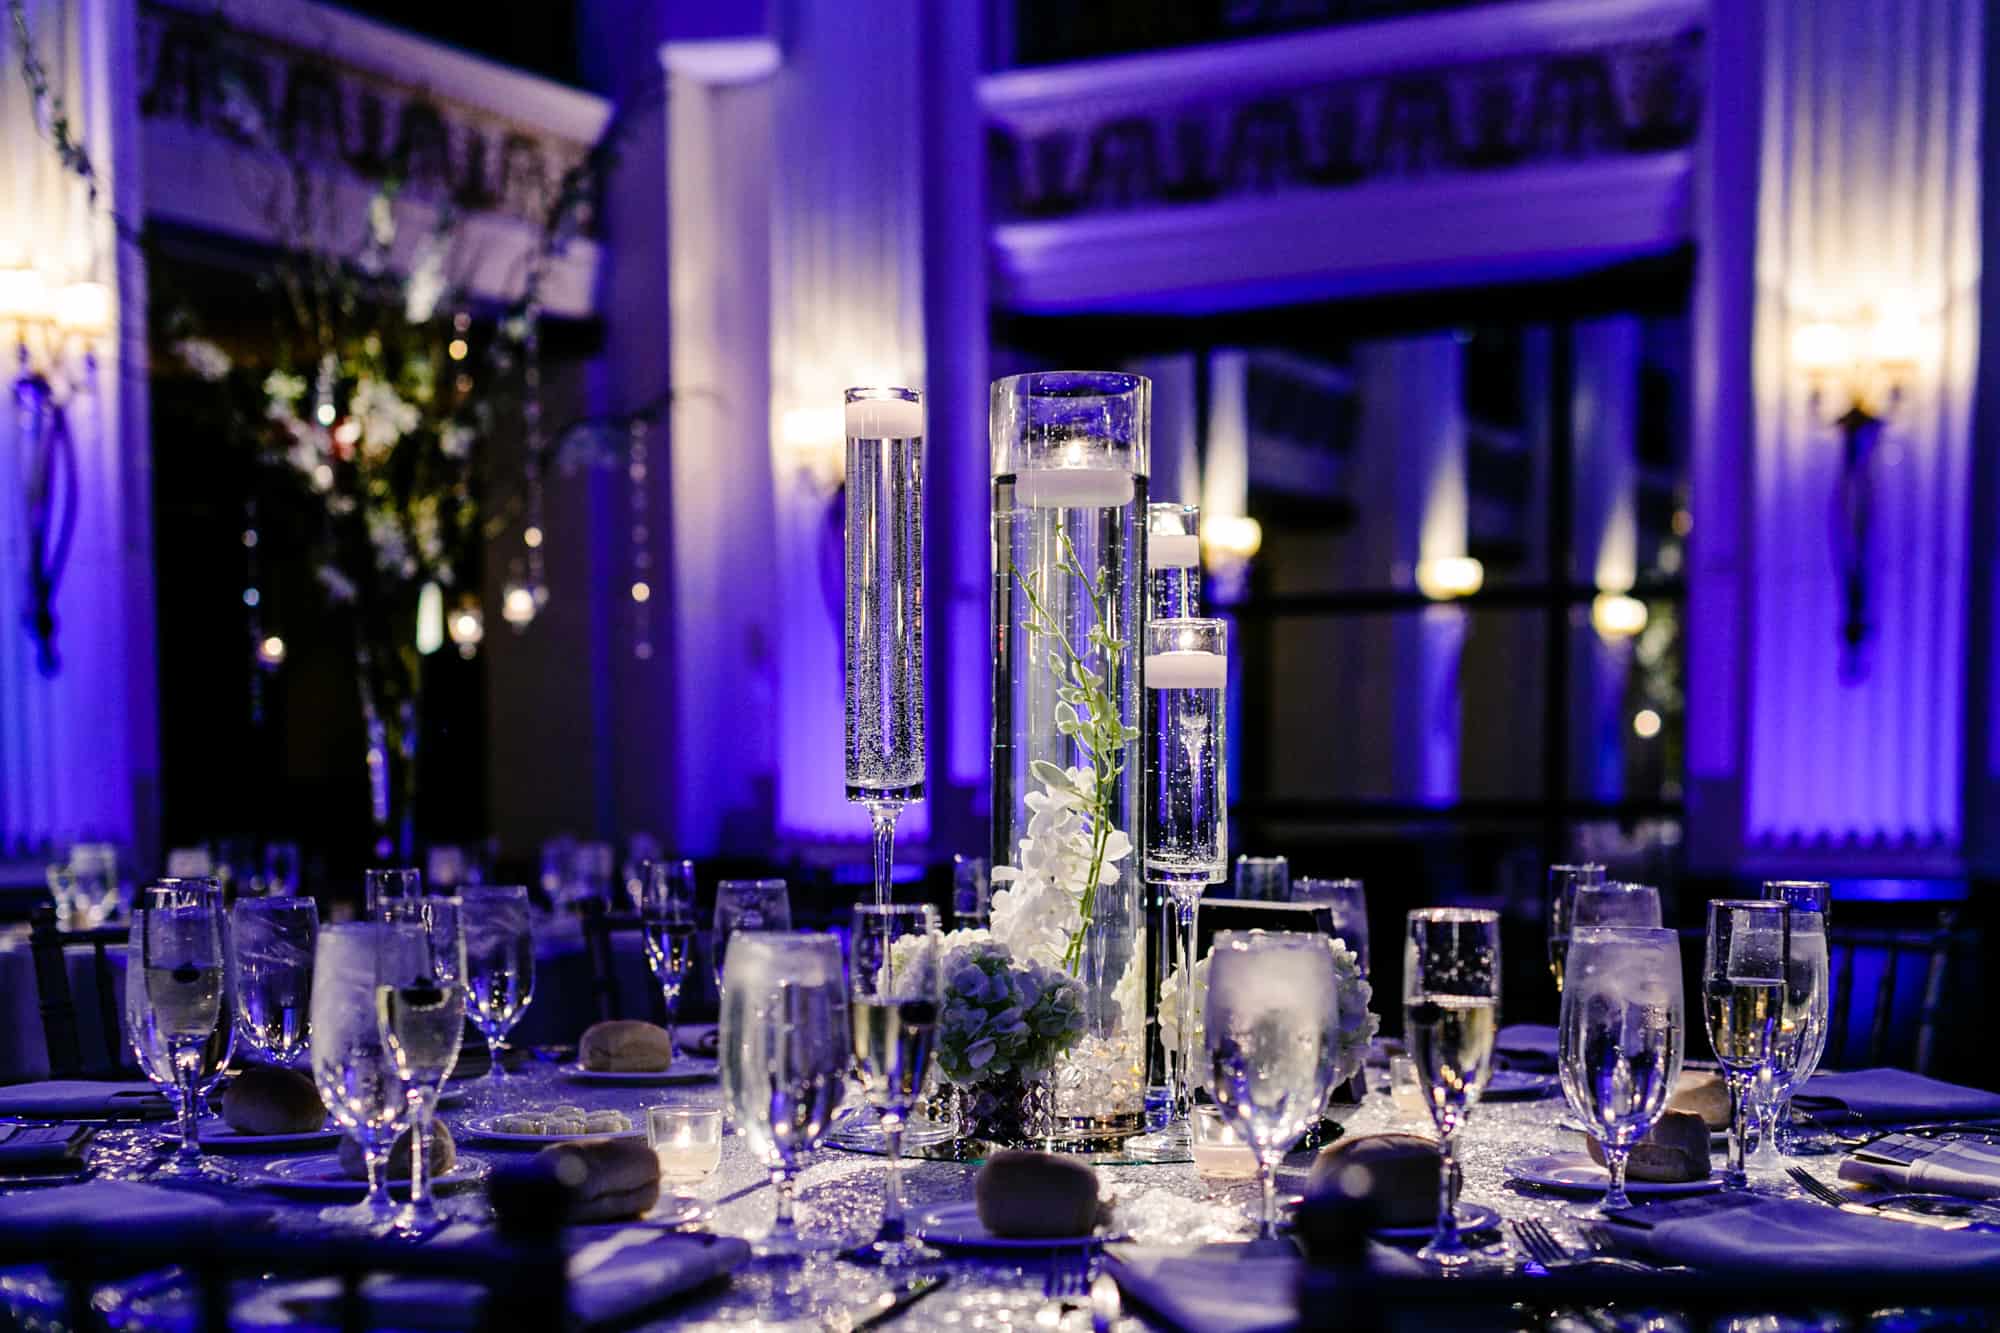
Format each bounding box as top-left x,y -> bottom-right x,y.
351,376 -> 419,460
1160,935 -> 1379,1093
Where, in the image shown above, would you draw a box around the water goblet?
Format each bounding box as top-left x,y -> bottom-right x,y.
1557,926 -> 1684,1217
1546,863 -> 1606,994
1573,881 -> 1663,930
1294,878 -> 1368,977
231,896 -> 319,1068
1702,899 -> 1789,1190
648,1106 -> 723,1224
461,886 -> 536,1104
132,885 -> 231,1179
311,922 -> 423,1228
712,879 -> 790,994
376,896 -> 467,1232
849,904 -> 943,1265
1404,907 -> 1502,1269
640,861 -> 698,1048
1752,881 -> 1831,1165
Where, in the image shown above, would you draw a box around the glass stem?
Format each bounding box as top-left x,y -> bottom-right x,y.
1258,1158 -> 1279,1238
172,1043 -> 201,1161
488,1034 -> 509,1083
409,1097 -> 434,1215
770,1167 -> 797,1240
1175,897 -> 1199,1124
661,983 -> 680,1051
365,1144 -> 390,1216
880,1116 -> 906,1243
1603,1147 -> 1632,1212
1433,1129 -> 1461,1251
1725,1074 -> 1750,1186
868,804 -> 900,908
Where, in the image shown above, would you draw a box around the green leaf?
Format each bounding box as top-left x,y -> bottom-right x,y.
1031,760 -> 1074,791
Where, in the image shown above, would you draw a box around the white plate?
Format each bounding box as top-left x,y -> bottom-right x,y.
1372,1202 -> 1501,1241
195,1118 -> 342,1152
557,1058 -> 718,1086
912,1200 -> 1100,1251
243,1151 -> 489,1197
457,1114 -> 645,1147
1506,1152 -> 1721,1198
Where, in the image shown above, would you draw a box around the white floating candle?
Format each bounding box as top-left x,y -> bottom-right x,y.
1016,468 -> 1135,509
1145,650 -> 1227,689
1149,532 -> 1201,569
844,395 -> 923,440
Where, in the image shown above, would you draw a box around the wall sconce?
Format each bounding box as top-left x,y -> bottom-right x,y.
1415,555 -> 1484,601
1201,514 -> 1262,603
501,569 -> 538,631
1791,306 -> 1923,682
778,405 -> 847,493
1591,591 -> 1648,642
448,600 -> 485,659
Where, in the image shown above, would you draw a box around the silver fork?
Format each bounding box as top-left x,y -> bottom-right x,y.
1786,1165 -> 1850,1208
1787,1166 -> 1973,1229
1042,1244 -> 1093,1302
1509,1217 -> 1571,1268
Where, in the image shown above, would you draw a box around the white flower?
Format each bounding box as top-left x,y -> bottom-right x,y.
404,237 -> 447,324
263,370 -> 306,404
439,424 -> 474,459
175,338 -> 231,382
368,193 -> 396,249
1159,935 -> 1379,1095
315,566 -> 357,603
990,765 -> 1134,970
350,377 -> 420,461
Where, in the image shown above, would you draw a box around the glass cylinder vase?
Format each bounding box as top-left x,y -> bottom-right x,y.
990,370 -> 1149,1147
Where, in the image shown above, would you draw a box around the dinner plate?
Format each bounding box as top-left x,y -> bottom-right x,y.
1506,1152 -> 1721,1198
195,1118 -> 342,1152
1482,1070 -> 1557,1101
456,1114 -> 645,1147
558,1058 -> 718,1086
1372,1202 -> 1500,1241
243,1152 -> 489,1196
912,1200 -> 1101,1251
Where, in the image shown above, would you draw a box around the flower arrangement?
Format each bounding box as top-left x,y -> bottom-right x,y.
933,938 -> 1087,1087
1159,935 -> 1379,1094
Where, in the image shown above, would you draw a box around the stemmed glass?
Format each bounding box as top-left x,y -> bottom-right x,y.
1143,617 -> 1229,1149
849,904 -> 943,1265
131,884 -> 231,1178
1751,881 -> 1831,1164
719,931 -> 849,1256
1702,899 -> 1790,1190
376,896 -> 467,1232
1294,878 -> 1368,976
640,861 -> 699,1049
1405,907 -> 1502,1269
1204,931 -> 1340,1238
311,922 -> 422,1228
1546,863 -> 1606,994
1557,926 -> 1684,1217
461,886 -> 536,1105
843,385 -> 927,910
231,897 -> 319,1068
713,879 -> 790,994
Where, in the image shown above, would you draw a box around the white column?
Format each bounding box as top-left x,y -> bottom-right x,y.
1572,316 -> 1642,802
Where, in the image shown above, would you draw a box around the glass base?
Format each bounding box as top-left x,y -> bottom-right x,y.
319,1197 -> 400,1232
842,1236 -> 942,1267
648,1195 -> 711,1228
827,1105 -> 960,1152
154,1151 -> 235,1182
1121,1125 -> 1194,1164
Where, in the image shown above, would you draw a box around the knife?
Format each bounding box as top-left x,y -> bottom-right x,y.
826,1274 -> 948,1331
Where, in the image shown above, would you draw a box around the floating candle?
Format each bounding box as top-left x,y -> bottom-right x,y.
1145,650 -> 1226,690
1016,467 -> 1136,509
844,395 -> 924,440
1149,532 -> 1201,569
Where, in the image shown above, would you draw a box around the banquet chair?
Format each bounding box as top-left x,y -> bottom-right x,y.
1824,907 -> 1964,1074
578,900 -> 674,1025
26,904 -> 131,1079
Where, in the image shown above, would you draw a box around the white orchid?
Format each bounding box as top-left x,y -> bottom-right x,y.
990,764 -> 1133,971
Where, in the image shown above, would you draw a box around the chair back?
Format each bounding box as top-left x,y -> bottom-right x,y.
27,906 -> 131,1078
577,901 -> 671,1026
1824,907 -> 1964,1074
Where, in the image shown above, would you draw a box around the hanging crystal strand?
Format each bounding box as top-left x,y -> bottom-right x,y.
521,307 -> 547,610
245,499 -> 265,725
628,418 -> 653,660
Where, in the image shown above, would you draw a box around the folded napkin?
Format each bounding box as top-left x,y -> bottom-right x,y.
1608,1195 -> 2000,1276
0,1123 -> 91,1174
1106,1240 -> 1424,1333
1794,1069 -> 2000,1127
0,1180 -> 233,1238
1494,1024 -> 1559,1074
0,1080 -> 170,1121
1841,1133 -> 2000,1200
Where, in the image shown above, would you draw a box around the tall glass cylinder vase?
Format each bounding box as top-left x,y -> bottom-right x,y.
1144,501 -> 1201,1108
991,371 -> 1149,1147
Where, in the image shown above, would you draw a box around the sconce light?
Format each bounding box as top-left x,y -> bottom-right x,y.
1591,591 -> 1648,642
256,634 -> 287,669
1415,555 -> 1484,602
1201,514 -> 1262,603
779,406 -> 846,493
1791,304 -> 1926,682
501,576 -> 538,631
448,600 -> 484,659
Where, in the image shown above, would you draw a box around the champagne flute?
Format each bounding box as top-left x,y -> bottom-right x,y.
1143,617 -> 1229,1149
1295,878 -> 1368,976
719,931 -> 848,1256
849,904 -> 943,1265
1404,907 -> 1501,1269
1545,863 -> 1606,993
462,886 -> 535,1103
1752,881 -> 1831,1164
1702,899 -> 1789,1190
1573,881 -> 1662,929
843,386 -> 927,910
1204,931 -> 1340,1237
231,897 -> 318,1068
312,922 -> 423,1228
640,861 -> 699,1049
377,896 -> 467,1232
713,879 -> 790,994
1557,926 -> 1684,1216
135,885 -> 230,1178
157,878 -> 236,1120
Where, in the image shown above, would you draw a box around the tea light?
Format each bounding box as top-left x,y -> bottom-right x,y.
1190,1106 -> 1258,1180
844,394 -> 923,440
1145,650 -> 1227,690
1149,532 -> 1201,569
1016,467 -> 1136,509
647,1106 -> 722,1190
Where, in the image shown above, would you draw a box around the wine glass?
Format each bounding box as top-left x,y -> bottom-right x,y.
133,885 -> 230,1178
849,904 -> 943,1265
640,861 -> 699,1049
1204,931 -> 1340,1238
231,897 -> 319,1068
156,878 -> 237,1121
312,921 -> 423,1228
365,867 -> 422,918
713,879 -> 790,993
461,885 -> 535,1103
1702,899 -> 1789,1190
719,931 -> 848,1256
1545,863 -> 1606,993
1404,907 -> 1502,1268
1294,878 -> 1368,976
1573,881 -> 1662,930
1557,926 -> 1684,1217
1752,881 -> 1831,1164
376,896 -> 467,1232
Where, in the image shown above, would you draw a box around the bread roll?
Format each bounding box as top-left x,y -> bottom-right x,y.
537,1137 -> 661,1222
1585,1109 -> 1711,1183
1667,1072 -> 1730,1129
222,1067 -> 325,1135
579,1020 -> 676,1073
340,1120 -> 458,1181
1306,1133 -> 1456,1229
975,1149 -> 1100,1238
